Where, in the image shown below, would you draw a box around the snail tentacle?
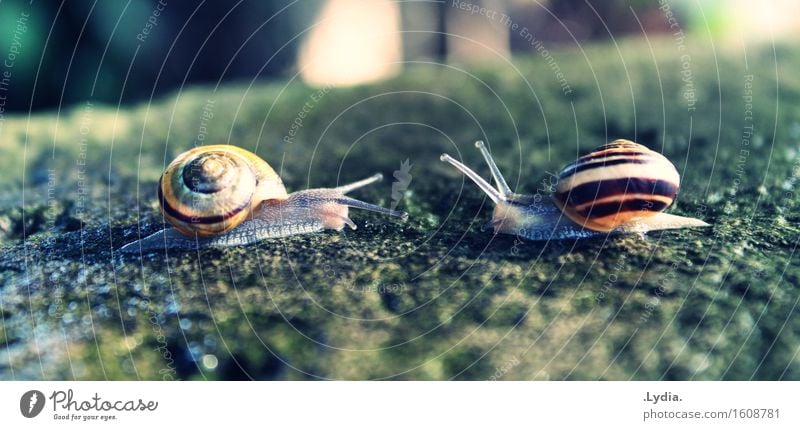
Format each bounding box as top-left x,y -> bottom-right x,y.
440,153 -> 505,203
270,174 -> 408,231
333,173 -> 383,193
474,140 -> 513,196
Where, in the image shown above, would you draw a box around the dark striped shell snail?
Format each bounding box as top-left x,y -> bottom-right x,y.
121,145 -> 407,252
440,139 -> 709,241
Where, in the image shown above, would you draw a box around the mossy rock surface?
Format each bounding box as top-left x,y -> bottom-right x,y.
1,39 -> 798,380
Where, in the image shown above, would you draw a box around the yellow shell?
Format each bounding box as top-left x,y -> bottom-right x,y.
553,140 -> 680,231
159,145 -> 287,236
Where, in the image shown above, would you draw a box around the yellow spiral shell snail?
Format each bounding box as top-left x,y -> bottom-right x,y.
158,145 -> 288,237
440,139 -> 709,241
122,145 -> 407,252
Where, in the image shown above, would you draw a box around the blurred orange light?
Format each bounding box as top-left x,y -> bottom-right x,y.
299,0 -> 403,87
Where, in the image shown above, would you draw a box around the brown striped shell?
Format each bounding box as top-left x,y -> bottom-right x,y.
159,145 -> 288,237
553,139 -> 680,232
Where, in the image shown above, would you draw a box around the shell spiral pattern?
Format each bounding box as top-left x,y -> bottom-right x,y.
158,145 -> 287,237
553,139 -> 680,231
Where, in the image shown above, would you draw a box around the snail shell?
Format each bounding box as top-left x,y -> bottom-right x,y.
159,145 -> 287,237
553,139 -> 680,232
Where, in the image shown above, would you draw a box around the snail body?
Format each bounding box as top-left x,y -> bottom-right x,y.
440,140 -> 709,241
121,145 -> 407,253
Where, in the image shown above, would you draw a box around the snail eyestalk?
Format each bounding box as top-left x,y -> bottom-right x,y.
333,174 -> 407,219
474,140 -> 512,197
440,153 -> 505,203
334,173 -> 384,194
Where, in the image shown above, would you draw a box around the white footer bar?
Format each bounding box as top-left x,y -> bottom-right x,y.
1,381 -> 798,429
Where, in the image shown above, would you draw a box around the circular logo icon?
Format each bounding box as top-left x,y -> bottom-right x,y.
20,390 -> 45,418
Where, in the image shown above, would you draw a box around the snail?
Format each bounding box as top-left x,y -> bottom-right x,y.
440,139 -> 709,241
120,145 -> 407,252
